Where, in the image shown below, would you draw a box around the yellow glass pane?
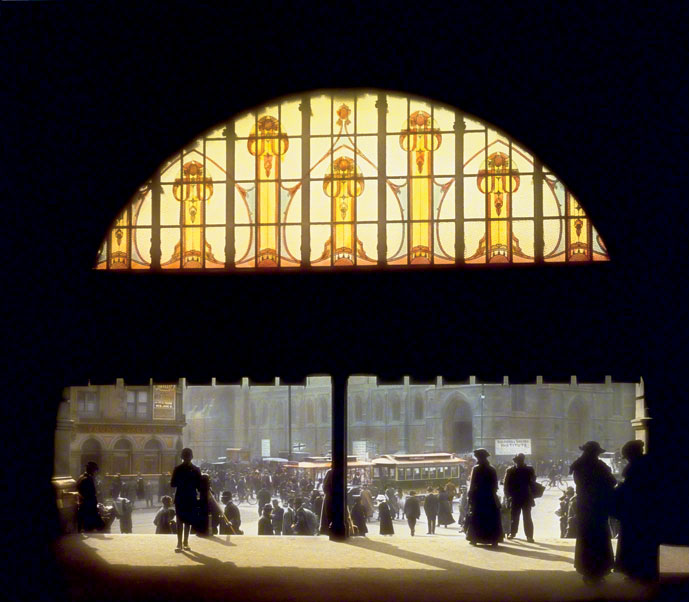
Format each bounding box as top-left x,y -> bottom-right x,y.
386,134 -> 408,177
544,218 -> 565,261
435,222 -> 455,262
235,138 -> 255,181
161,184 -> 181,225
511,175 -> 534,218
543,176 -> 564,217
205,227 -> 225,268
511,139 -> 534,169
356,178 -> 377,222
134,228 -> 152,266
433,104 -> 455,132
355,93 -> 378,134
160,228 -> 180,269
310,94 -> 332,136
310,180 -> 330,223
353,135 -> 377,175
282,184 -> 301,225
282,225 -> 301,267
463,132 -> 486,175
204,139 -> 226,178
464,221 -> 486,261
356,223 -> 378,263
386,178 -> 406,221
464,114 -> 485,130
386,222 -> 406,264
132,189 -> 151,227
512,220 -> 534,261
281,99 -> 302,137
281,137 -> 301,180
235,226 -> 254,267
432,131 -> 454,176
386,95 -> 408,132
463,176 -> 485,219
310,225 -> 331,264
436,181 -> 455,221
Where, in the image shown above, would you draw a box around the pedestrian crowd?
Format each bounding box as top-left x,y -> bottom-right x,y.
76,439 -> 660,584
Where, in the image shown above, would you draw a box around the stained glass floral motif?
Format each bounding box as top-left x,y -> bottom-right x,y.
95,91 -> 608,270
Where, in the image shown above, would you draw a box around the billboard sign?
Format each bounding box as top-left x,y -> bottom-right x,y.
261,439 -> 271,457
495,439 -> 532,455
152,384 -> 176,420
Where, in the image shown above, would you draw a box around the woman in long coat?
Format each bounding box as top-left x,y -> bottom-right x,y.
350,496 -> 368,536
570,441 -> 617,584
437,485 -> 456,527
378,499 -> 395,535
613,440 -> 659,582
465,449 -> 503,546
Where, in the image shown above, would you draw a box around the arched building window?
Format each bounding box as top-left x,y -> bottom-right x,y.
96,90 -> 608,271
112,438 -> 132,475
143,439 -> 162,474
80,438 -> 102,471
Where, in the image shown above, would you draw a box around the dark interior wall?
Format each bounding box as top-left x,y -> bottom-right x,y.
5,0 -> 687,573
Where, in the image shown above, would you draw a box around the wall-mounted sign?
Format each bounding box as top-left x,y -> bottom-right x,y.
153,385 -> 176,420
352,440 -> 368,461
495,439 -> 532,455
261,439 -> 271,457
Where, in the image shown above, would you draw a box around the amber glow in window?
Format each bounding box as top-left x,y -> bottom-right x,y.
96,90 -> 608,270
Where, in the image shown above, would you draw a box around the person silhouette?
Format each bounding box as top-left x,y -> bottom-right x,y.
465,449 -> 503,547
504,453 -> 536,541
570,441 -> 617,584
170,447 -> 201,552
613,440 -> 659,582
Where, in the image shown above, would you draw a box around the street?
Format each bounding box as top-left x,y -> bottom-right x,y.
126,477 -> 571,538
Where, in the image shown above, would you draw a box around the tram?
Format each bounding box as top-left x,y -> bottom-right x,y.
371,453 -> 467,491
285,456 -> 374,487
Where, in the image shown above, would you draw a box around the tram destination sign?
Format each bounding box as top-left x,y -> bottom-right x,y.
495,439 -> 532,455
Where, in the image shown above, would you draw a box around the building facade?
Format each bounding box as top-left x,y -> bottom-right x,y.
56,378 -> 186,478
183,375 -> 636,463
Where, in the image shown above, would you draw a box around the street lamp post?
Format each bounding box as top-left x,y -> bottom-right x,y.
480,384 -> 485,449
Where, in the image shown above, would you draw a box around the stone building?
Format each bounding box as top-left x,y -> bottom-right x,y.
183,374 -> 636,463
55,378 -> 186,478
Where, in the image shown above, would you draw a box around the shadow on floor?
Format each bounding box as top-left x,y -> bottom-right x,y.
43,536 -> 686,602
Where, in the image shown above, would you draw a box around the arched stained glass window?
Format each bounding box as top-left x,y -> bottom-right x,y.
96,90 -> 608,271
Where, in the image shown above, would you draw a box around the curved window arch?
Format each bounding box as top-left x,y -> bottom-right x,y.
96,90 -> 608,271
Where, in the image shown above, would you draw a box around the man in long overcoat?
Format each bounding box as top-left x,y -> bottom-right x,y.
423,486 -> 439,534
465,449 -> 503,546
76,461 -> 105,532
437,485 -> 455,527
504,453 -> 536,541
570,441 -> 617,584
613,440 -> 659,582
378,498 -> 394,535
403,491 -> 421,536
350,496 -> 368,536
171,447 -> 201,552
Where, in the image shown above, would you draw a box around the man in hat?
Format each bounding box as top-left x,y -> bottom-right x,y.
171,447 -> 201,552
503,452 -> 537,542
613,440 -> 659,582
271,499 -> 285,535
423,486 -> 438,534
403,491 -> 421,536
466,449 -> 503,546
76,461 -> 105,532
570,441 -> 617,584
220,491 -> 242,534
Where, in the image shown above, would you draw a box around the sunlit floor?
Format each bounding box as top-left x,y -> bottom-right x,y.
52,534 -> 688,602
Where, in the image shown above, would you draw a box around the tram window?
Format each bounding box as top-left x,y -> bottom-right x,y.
451,466 -> 459,477
429,467 -> 436,479
422,467 -> 429,479
413,468 -> 421,480
443,466 -> 450,478
373,467 -> 380,478
405,468 -> 413,480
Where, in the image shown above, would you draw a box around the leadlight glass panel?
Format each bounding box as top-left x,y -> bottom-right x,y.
96,90 -> 608,270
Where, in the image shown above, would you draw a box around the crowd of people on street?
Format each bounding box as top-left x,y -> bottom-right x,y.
75,438 -> 661,584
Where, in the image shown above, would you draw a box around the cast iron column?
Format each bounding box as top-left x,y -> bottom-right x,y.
330,373 -> 348,540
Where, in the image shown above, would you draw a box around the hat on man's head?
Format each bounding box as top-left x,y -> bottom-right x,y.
473,448 -> 490,458
220,491 -> 232,502
579,441 -> 605,455
513,453 -> 526,463
621,439 -> 644,459
86,461 -> 99,471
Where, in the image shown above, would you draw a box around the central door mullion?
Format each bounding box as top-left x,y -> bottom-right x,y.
329,372 -> 348,540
